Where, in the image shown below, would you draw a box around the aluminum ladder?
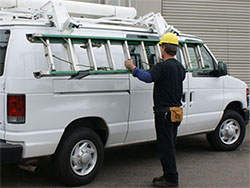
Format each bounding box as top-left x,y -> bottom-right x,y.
27,33 -> 161,79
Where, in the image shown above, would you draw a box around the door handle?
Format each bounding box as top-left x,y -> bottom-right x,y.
189,91 -> 194,106
182,92 -> 187,107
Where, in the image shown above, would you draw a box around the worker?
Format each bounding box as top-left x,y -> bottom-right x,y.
125,32 -> 186,187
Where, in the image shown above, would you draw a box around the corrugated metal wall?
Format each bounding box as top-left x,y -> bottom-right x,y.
162,0 -> 250,87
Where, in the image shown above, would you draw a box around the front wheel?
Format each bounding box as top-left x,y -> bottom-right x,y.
206,110 -> 246,151
52,127 -> 104,186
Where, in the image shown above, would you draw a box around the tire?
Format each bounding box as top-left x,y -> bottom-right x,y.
206,110 -> 246,151
52,127 -> 104,186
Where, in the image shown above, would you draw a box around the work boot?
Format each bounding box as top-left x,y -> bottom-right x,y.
152,176 -> 178,187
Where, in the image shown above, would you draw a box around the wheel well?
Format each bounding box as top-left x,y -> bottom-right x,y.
224,101 -> 244,119
62,117 -> 109,146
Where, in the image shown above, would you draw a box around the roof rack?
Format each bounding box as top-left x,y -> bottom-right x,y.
0,0 -> 180,36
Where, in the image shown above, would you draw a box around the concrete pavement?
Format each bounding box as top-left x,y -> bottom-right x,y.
1,125 -> 249,188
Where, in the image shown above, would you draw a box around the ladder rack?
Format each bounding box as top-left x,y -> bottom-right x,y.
27,33 -> 161,79
0,0 -> 180,35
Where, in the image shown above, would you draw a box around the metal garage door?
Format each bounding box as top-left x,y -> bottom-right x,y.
162,0 -> 250,87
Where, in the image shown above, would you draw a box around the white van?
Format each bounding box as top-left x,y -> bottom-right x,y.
0,0 -> 249,186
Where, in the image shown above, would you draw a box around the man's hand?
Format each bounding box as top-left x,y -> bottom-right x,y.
125,59 -> 136,71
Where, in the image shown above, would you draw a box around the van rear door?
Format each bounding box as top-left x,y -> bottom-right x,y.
0,30 -> 10,138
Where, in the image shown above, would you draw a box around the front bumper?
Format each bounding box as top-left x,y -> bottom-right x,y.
0,140 -> 23,164
243,108 -> 249,125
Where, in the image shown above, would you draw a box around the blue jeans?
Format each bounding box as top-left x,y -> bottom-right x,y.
155,112 -> 180,184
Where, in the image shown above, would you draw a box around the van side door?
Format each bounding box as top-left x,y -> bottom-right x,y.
0,30 -> 10,138
125,39 -> 188,142
176,46 -> 188,135
184,42 -> 224,134
125,41 -> 156,143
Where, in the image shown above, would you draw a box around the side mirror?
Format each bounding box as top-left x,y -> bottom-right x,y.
216,61 -> 228,77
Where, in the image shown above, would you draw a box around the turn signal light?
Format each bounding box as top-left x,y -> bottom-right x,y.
247,89 -> 249,107
7,94 -> 25,123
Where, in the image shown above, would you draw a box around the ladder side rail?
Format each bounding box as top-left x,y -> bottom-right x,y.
87,39 -> 97,70
104,40 -> 116,70
140,41 -> 149,69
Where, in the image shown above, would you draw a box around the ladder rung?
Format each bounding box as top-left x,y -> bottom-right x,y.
140,41 -> 149,69
67,38 -> 80,71
62,42 -> 73,71
105,40 -> 116,70
197,45 -> 205,69
44,39 -> 56,71
182,45 -> 188,69
87,39 -> 97,70
122,41 -> 131,60
154,44 -> 161,62
184,43 -> 192,69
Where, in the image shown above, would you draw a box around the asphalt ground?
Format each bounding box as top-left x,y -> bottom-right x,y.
1,124 -> 249,188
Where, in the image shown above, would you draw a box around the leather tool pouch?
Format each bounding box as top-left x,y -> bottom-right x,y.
169,107 -> 183,123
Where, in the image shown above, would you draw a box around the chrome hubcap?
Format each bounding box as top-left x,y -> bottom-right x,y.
70,140 -> 97,176
219,119 -> 240,145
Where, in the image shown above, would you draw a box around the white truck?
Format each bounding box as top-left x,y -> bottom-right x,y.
0,0 -> 249,186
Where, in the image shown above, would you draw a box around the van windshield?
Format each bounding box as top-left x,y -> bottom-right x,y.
0,30 -> 10,76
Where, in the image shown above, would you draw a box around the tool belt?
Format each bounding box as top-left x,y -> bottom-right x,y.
153,106 -> 183,123
153,107 -> 170,113
169,106 -> 183,122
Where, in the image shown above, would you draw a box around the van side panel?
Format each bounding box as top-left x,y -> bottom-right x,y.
4,92 -> 129,158
223,75 -> 248,109
3,28 -> 130,158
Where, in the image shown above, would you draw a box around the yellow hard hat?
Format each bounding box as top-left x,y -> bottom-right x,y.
159,32 -> 179,45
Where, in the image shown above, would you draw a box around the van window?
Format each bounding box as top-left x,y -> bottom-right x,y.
185,43 -> 216,76
129,44 -> 144,69
129,44 -> 158,70
145,45 -> 157,68
186,43 -> 215,71
126,34 -> 159,70
0,30 -> 10,76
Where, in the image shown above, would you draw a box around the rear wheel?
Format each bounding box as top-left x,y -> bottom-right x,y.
52,127 -> 104,186
206,110 -> 246,151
